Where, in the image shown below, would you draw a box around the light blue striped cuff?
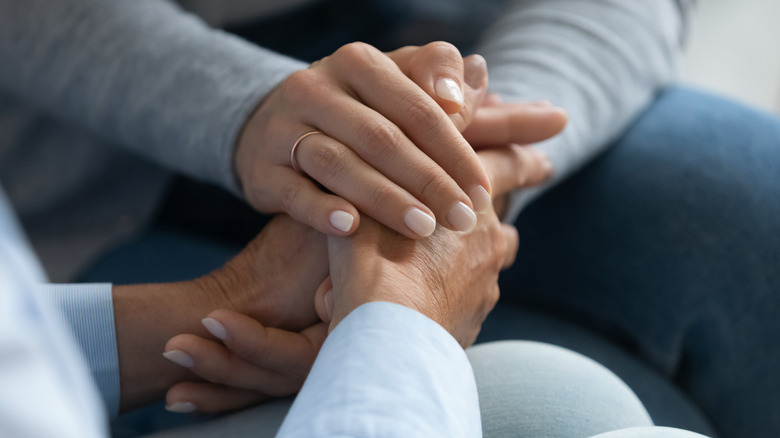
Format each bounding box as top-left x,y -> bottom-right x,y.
37,283 -> 120,418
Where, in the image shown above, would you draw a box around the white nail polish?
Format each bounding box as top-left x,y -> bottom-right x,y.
404,207 -> 436,237
162,350 -> 194,368
330,210 -> 354,233
435,78 -> 464,106
447,202 -> 477,233
469,186 -> 492,213
202,317 -> 228,340
166,402 -> 197,414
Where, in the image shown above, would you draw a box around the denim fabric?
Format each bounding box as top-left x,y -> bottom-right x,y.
494,86 -> 780,438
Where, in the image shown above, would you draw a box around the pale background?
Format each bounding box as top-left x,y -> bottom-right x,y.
682,0 -> 780,113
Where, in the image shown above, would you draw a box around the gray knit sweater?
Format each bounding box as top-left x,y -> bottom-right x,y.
0,0 -> 688,281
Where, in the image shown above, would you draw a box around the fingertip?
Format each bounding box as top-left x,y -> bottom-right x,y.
469,185 -> 492,214
314,277 -> 334,323
329,209 -> 357,234
403,207 -> 437,237
549,107 -> 568,132
463,54 -> 488,89
202,317 -> 228,341
446,201 -> 477,233
434,77 -> 464,114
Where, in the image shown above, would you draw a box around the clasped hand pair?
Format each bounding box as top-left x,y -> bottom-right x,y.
153,42 -> 566,413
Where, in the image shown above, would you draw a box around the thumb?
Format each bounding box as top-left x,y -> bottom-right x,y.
314,276 -> 334,324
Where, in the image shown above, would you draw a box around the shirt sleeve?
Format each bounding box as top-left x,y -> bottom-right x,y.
0,188 -> 107,438
0,0 -> 307,194
276,301 -> 482,438
37,283 -> 120,418
476,0 -> 689,221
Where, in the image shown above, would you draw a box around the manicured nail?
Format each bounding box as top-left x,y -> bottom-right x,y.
330,210 -> 354,233
447,202 -> 477,233
162,350 -> 194,368
166,402 -> 197,414
435,78 -> 464,107
469,186 -> 492,213
404,207 -> 436,237
324,289 -> 334,322
202,317 -> 228,340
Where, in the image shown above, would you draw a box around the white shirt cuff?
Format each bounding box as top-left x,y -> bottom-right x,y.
277,301 -> 481,438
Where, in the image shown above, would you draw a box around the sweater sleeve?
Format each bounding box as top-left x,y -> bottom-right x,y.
0,0 -> 307,193
476,0 -> 689,221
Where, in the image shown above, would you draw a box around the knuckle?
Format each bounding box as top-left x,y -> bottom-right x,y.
417,169 -> 456,203
336,42 -> 379,64
281,69 -> 327,106
365,183 -> 398,213
401,93 -> 444,138
359,121 -> 404,159
424,41 -> 461,60
308,141 -> 347,175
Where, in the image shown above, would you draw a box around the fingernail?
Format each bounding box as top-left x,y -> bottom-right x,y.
166,402 -> 197,414
435,78 -> 464,106
404,207 -> 436,237
463,54 -> 488,88
469,186 -> 492,213
330,210 -> 354,233
162,350 -> 194,368
202,317 -> 228,340
447,202 -> 477,233
324,289 -> 334,322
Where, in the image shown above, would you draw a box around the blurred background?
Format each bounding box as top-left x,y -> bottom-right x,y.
683,0 -> 780,113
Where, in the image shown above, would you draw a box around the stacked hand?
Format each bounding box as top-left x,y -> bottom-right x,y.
159,42 -> 567,413
235,42 -> 565,238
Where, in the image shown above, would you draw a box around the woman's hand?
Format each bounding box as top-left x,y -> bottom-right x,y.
160,137 -> 555,413
236,41 -> 505,239
163,311 -> 327,413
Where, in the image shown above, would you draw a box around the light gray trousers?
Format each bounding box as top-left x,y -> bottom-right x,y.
144,341 -> 707,438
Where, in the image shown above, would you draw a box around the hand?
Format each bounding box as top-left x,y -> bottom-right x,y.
202,214 -> 328,331
111,214 -> 328,412
163,310 -> 327,413
157,140 -> 551,413
236,41 -> 502,239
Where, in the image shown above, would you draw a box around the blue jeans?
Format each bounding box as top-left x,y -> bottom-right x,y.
84,87 -> 780,438
484,86 -> 780,438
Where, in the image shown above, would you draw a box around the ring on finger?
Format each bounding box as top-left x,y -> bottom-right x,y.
291,130 -> 324,174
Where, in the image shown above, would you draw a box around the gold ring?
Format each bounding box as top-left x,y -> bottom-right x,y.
290,130 -> 323,174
